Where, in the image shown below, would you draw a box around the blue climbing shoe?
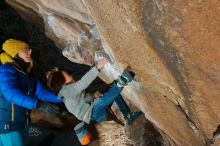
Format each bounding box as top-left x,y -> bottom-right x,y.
126,111 -> 143,125
117,70 -> 135,86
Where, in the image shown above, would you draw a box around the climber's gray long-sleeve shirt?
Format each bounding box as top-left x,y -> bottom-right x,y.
58,67 -> 99,124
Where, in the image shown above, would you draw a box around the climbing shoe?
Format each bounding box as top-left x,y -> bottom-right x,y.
126,111 -> 143,125
117,69 -> 135,86
74,122 -> 92,145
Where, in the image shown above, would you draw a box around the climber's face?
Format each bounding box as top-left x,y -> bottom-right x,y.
62,71 -> 75,84
17,47 -> 32,63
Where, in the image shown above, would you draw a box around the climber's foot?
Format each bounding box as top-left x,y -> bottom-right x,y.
126,111 -> 143,125
117,69 -> 135,87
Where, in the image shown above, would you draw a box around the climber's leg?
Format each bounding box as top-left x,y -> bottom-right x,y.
115,95 -> 143,125
91,84 -> 122,122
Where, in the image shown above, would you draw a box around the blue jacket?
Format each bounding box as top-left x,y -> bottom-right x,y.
0,92 -> 26,133
0,63 -> 62,133
0,63 -> 62,109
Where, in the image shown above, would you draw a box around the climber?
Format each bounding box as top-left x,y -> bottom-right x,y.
47,57 -> 143,144
0,39 -> 63,145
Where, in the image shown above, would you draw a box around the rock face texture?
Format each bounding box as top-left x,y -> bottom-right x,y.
5,0 -> 220,145
89,121 -> 134,146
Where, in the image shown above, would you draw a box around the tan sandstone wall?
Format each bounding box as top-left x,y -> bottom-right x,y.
6,0 -> 220,145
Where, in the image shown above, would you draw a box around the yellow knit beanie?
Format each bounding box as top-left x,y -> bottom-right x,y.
2,39 -> 29,58
0,53 -> 14,64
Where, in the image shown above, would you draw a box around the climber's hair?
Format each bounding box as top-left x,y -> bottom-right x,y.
46,67 -> 65,93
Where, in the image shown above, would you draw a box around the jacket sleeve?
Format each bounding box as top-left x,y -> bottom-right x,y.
0,68 -> 38,109
64,67 -> 99,93
35,80 -> 63,103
